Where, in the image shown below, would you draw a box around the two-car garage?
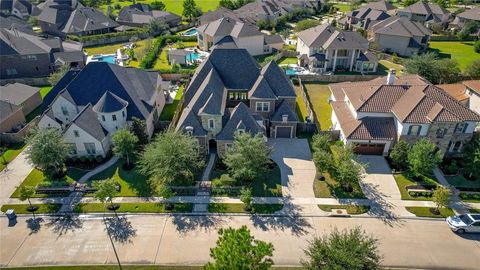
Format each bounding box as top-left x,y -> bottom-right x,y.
354,143 -> 386,155
275,126 -> 294,138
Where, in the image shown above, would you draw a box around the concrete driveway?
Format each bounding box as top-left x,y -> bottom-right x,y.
357,155 -> 414,218
268,139 -> 316,199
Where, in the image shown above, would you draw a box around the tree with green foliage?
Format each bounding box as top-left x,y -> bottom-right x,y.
464,59 -> 480,79
389,140 -> 410,171
295,19 -> 321,32
332,144 -> 363,191
138,130 -> 202,187
312,133 -> 333,174
131,117 -> 149,145
462,133 -> 480,180
151,1 -> 166,10
26,128 -> 71,177
92,178 -> 118,211
434,0 -> 453,8
19,185 -> 37,218
205,226 -> 274,270
474,41 -> 480,53
404,52 -> 461,84
112,128 -> 138,167
407,138 -> 442,178
432,186 -> 451,213
48,64 -> 70,86
240,187 -> 253,211
302,227 -> 382,270
219,0 -> 235,9
183,0 -> 202,21
144,19 -> 168,35
224,132 -> 271,182
458,21 -> 480,40
403,0 -> 419,7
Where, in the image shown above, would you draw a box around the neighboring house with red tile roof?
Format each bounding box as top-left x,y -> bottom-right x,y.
437,80 -> 480,118
329,70 -> 480,156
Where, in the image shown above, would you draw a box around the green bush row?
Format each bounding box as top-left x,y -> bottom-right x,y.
140,35 -> 197,69
408,191 -> 433,198
67,29 -> 147,42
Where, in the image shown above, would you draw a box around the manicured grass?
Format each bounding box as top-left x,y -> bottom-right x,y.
445,175 -> 480,189
208,203 -> 283,214
378,60 -> 404,75
74,203 -> 193,213
303,83 -> 332,131
1,204 -> 62,214
405,207 -> 455,218
84,39 -> 154,68
0,143 -> 26,171
318,204 -> 370,215
87,159 -> 151,197
11,168 -> 88,198
333,3 -> 351,13
277,57 -> 297,65
393,172 -> 439,201
40,86 -> 53,98
459,193 -> 480,203
100,0 -> 220,16
154,41 -> 198,70
293,85 -> 308,122
428,41 -> 479,70
160,85 -> 184,121
313,172 -> 366,199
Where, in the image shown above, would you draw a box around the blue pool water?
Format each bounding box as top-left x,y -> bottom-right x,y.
92,55 -> 116,64
285,68 -> 298,75
183,28 -> 198,36
186,52 -> 200,62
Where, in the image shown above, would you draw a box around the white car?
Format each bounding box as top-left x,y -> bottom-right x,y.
446,214 -> 480,234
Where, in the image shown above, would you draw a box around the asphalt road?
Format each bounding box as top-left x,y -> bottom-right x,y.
1,214 -> 480,269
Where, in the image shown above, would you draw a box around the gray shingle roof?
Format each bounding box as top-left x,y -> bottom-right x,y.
362,0 -> 395,11
271,100 -> 299,122
117,4 -> 181,26
261,61 -> 296,97
456,7 -> 480,21
399,1 -> 449,17
62,7 -> 118,34
92,91 -> 128,113
297,24 -> 368,50
0,100 -> 21,123
371,16 -> 431,37
216,102 -> 264,140
248,76 -> 277,100
68,103 -> 108,141
0,83 -> 39,105
197,17 -> 262,38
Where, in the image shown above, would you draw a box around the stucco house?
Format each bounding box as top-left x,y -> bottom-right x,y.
39,62 -> 168,157
117,4 -> 181,28
449,7 -> 480,31
175,47 -> 298,157
329,70 -> 480,156
296,24 -> 378,73
0,83 -> 41,115
197,17 -> 283,56
396,1 -> 450,28
0,27 -> 85,79
369,16 -> 431,57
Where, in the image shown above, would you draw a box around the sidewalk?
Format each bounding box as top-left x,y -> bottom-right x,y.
0,149 -> 33,205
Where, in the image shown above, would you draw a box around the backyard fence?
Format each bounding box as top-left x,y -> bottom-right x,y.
0,116 -> 39,144
297,77 -> 316,125
0,77 -> 49,86
296,74 -> 381,82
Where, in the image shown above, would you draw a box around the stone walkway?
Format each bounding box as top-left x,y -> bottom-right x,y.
193,153 -> 216,213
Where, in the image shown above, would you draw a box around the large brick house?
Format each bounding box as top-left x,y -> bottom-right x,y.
329,70 -> 480,156
175,47 -> 298,157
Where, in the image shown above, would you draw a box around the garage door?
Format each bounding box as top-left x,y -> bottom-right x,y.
354,143 -> 385,155
276,127 -> 292,138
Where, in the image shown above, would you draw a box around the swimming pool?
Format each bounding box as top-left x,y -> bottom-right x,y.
186,52 -> 200,62
182,28 -> 198,36
91,54 -> 116,64
285,68 -> 298,75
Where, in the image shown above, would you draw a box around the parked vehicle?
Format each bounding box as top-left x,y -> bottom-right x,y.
446,214 -> 480,234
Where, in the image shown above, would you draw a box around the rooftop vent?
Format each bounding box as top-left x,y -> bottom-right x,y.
386,69 -> 396,85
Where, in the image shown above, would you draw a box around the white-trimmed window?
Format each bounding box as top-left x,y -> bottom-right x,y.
256,102 -> 270,112
407,125 -> 421,136
112,114 -> 117,121
84,143 -> 96,155
61,106 -> 69,116
208,119 -> 215,129
454,123 -> 468,134
452,141 -> 462,152
73,130 -> 80,137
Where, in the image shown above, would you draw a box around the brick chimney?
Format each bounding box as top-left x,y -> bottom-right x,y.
386,69 -> 396,85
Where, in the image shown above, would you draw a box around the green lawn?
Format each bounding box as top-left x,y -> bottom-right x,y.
428,41 -> 479,70
87,159 -> 151,197
160,85 -> 184,121
303,83 -> 332,131
293,85 -> 308,122
74,203 -> 193,213
313,172 -> 366,199
445,175 -> 480,189
393,172 -> 439,201
11,168 -> 88,198
208,203 -> 283,214
405,207 -> 454,218
40,86 -> 53,98
333,3 -> 351,13
153,41 -> 198,70
100,0 -> 220,16
277,57 -> 297,65
85,39 -> 154,68
1,203 -> 62,214
378,60 -> 404,75
318,204 -> 370,215
0,143 -> 26,171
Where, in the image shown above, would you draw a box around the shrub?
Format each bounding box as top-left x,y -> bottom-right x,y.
219,174 -> 237,186
474,41 -> 480,54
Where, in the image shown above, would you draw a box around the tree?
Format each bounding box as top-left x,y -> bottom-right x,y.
224,132 -> 271,182
462,133 -> 480,180
92,178 -> 118,210
407,138 -> 442,178
48,64 -> 70,86
183,0 -> 202,21
312,134 -> 333,174
131,117 -> 149,145
19,186 -> 37,218
474,41 -> 480,53
389,140 -> 410,171
294,19 -> 320,32
151,0 -> 166,10
302,227 -> 382,270
26,128 -> 71,177
112,128 -> 138,167
403,0 -> 419,7
240,187 -> 253,211
434,0 -> 452,8
219,0 -> 235,9
458,21 -> 480,40
144,19 -> 168,35
205,226 -> 274,270
404,52 -> 461,84
105,5 -> 115,20
432,186 -> 451,213
332,144 -> 363,191
464,59 -> 480,79
138,130 -> 203,188
27,16 -> 38,27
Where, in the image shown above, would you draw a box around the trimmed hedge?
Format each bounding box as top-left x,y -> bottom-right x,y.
140,35 -> 198,69
409,191 -> 433,198
68,29 -> 146,42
